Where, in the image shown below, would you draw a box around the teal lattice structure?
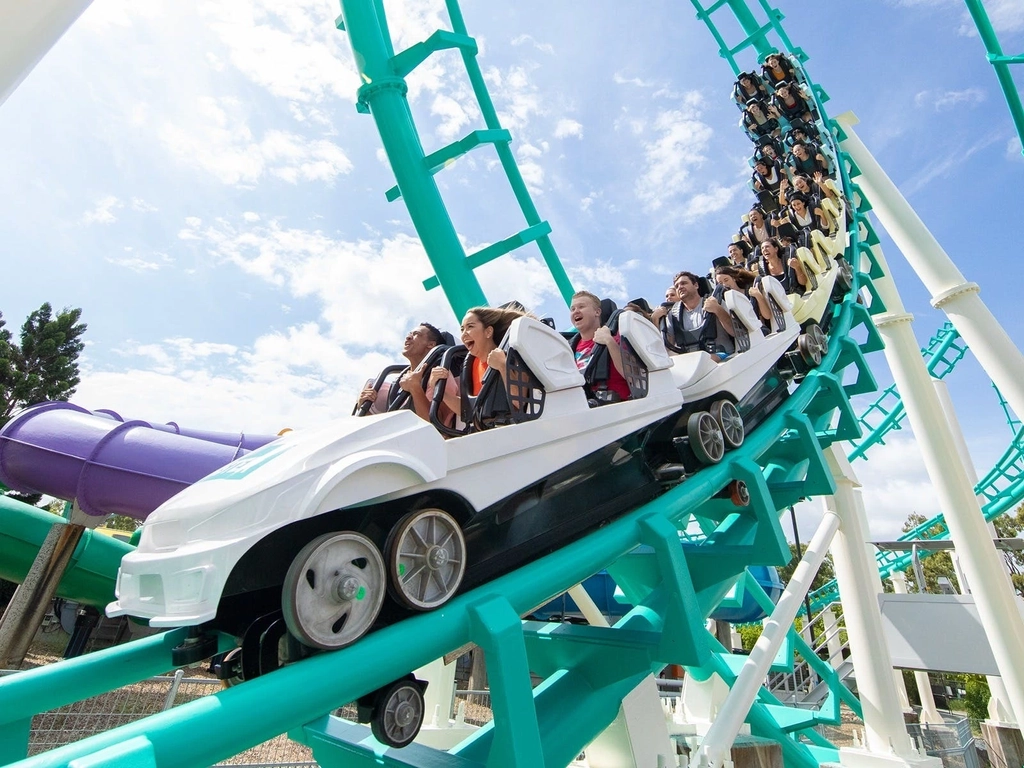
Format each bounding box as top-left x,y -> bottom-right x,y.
847,322 -> 968,461
963,0 -> 1024,158
336,0 -> 574,318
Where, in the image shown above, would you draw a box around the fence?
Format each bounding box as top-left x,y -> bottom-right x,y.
907,715 -> 980,768
2,669 -> 319,767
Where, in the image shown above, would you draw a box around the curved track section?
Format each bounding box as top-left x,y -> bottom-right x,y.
0,3 -> 885,767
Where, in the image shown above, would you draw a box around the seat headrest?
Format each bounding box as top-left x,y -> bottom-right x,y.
600,298 -> 617,326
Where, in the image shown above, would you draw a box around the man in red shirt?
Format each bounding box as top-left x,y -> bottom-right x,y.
569,291 -> 632,403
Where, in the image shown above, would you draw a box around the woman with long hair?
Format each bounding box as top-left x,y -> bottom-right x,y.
428,305 -> 528,425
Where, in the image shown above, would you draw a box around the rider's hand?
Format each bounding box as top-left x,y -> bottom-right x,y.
593,326 -> 615,346
399,365 -> 424,392
357,385 -> 376,405
486,348 -> 507,372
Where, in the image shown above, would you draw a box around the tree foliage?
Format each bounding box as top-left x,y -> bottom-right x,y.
991,504 -> 1024,597
104,514 -> 141,533
0,304 -> 87,426
900,513 -> 960,593
777,542 -> 835,592
0,303 -> 87,504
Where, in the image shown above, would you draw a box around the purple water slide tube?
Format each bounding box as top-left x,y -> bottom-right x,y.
0,402 -> 278,521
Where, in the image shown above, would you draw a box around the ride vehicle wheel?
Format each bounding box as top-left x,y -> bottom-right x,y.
216,648 -> 243,688
386,509 -> 466,611
728,480 -> 751,507
281,531 -> 386,650
797,323 -> 828,367
369,678 -> 425,748
834,258 -> 854,296
710,399 -> 744,449
687,411 -> 724,465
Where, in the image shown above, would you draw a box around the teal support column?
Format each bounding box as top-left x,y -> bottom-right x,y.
338,0 -> 487,318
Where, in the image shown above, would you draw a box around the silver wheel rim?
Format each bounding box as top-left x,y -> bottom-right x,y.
715,401 -> 745,449
689,411 -> 724,464
379,683 -> 424,746
391,509 -> 466,610
809,323 -> 829,358
282,532 -> 385,650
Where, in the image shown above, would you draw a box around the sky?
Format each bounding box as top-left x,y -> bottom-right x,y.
1,0 -> 1022,540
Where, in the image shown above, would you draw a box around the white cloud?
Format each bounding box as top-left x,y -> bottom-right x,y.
131,197 -> 159,213
431,93 -> 475,141
902,132 -> 1003,195
1007,136 -> 1023,162
81,196 -> 124,225
518,160 -> 545,194
510,34 -> 554,55
613,72 -> 657,88
568,259 -> 640,302
634,93 -> 713,212
485,65 -> 543,133
198,0 -> 361,105
159,98 -> 352,186
958,0 -> 1024,34
913,87 -> 985,111
682,183 -> 742,219
105,255 -> 163,272
242,211 -> 261,223
554,118 -> 583,139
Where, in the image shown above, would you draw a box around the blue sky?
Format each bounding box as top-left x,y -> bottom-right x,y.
1,0 -> 1022,538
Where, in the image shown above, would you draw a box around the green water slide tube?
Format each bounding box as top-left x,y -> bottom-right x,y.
0,495 -> 132,609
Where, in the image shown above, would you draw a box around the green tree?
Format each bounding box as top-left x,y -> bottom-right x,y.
901,512 -> 960,593
104,514 -> 141,533
0,303 -> 87,505
992,504 -> 1024,597
962,674 -> 990,722
777,543 -> 835,592
0,304 -> 87,426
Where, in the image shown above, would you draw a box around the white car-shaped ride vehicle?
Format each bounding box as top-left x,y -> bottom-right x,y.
109,305 -> 816,664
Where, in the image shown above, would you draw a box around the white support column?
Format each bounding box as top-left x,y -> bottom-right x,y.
0,0 -> 93,107
836,112 -> 1024,426
825,147 -> 1024,726
699,511 -> 840,768
889,572 -> 943,725
931,379 -> 1017,726
567,584 -> 678,768
821,607 -> 844,670
824,449 -> 937,768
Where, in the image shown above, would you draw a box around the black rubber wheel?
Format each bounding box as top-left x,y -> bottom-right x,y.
687,411 -> 724,465
386,509 -> 466,611
797,323 -> 828,367
710,399 -> 744,449
217,648 -> 243,689
371,679 -> 425,748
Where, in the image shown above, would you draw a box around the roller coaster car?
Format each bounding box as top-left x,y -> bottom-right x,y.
107,307 -> 811,660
